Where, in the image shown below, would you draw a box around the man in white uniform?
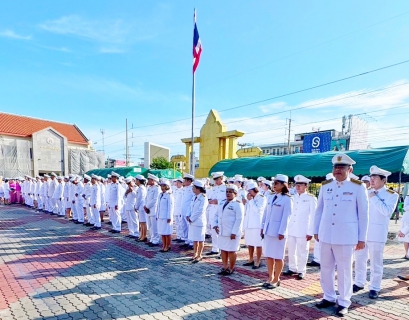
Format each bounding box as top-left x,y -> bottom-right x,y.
284,175 -> 317,280
89,174 -> 101,229
53,176 -> 64,216
48,173 -> 58,214
108,172 -> 125,233
144,173 -> 160,246
180,173 -> 195,249
124,176 -> 138,238
172,177 -> 184,243
353,165 -> 398,299
75,177 -> 85,224
204,172 -> 226,255
42,175 -> 50,213
82,175 -> 92,225
314,154 -> 369,317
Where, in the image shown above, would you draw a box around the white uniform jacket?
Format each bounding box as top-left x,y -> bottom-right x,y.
48,179 -> 57,197
90,184 -> 101,207
243,193 -> 266,229
262,193 -> 293,237
108,182 -> 124,209
53,182 -> 64,200
63,182 -> 70,201
43,180 -> 49,198
124,187 -> 137,211
82,182 -> 92,202
288,192 -> 317,237
314,178 -> 369,245
181,185 -> 194,217
189,193 -> 208,227
173,187 -> 184,215
214,199 -> 244,237
135,184 -> 147,212
145,184 -> 160,214
156,191 -> 174,220
367,187 -> 398,242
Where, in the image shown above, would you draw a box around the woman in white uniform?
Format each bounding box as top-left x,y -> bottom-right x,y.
157,179 -> 174,252
187,180 -> 208,263
261,174 -> 293,289
214,184 -> 244,275
243,181 -> 267,269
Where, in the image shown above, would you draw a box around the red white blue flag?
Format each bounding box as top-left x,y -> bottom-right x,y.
193,10 -> 202,73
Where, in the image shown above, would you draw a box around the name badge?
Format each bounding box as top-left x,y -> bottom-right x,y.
343,192 -> 353,195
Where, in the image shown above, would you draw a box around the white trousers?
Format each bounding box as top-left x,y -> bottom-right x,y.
76,200 -> 84,222
58,199 -> 65,216
121,206 -> 127,221
90,205 -> 100,225
180,215 -> 189,241
313,239 -> 321,263
109,206 -> 121,231
320,242 -> 355,308
206,208 -> 211,235
354,241 -> 385,292
173,213 -> 181,239
38,196 -> 43,210
209,208 -> 219,252
127,209 -> 140,237
43,196 -> 49,212
147,213 -> 159,244
287,235 -> 309,274
71,201 -> 77,220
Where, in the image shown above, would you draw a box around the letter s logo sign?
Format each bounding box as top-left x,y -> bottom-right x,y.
312,137 -> 320,148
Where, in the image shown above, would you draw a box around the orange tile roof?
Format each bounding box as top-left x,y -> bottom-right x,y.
0,113 -> 89,145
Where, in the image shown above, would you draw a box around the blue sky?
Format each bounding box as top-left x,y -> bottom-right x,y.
1,1 -> 409,162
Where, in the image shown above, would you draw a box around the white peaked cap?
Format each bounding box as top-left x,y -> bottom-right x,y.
275,174 -> 289,183
211,171 -> 224,179
370,165 -> 391,177
294,175 -> 311,184
332,153 -> 356,165
226,184 -> 238,193
246,181 -> 258,190
147,173 -> 159,182
183,173 -> 195,180
193,179 -> 204,188
361,175 -> 370,182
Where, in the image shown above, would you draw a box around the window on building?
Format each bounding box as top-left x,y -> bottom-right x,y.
284,148 -> 288,155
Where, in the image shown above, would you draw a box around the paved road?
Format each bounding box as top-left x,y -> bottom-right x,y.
0,205 -> 408,319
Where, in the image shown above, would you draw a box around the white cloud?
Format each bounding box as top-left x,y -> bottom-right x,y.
0,29 -> 31,40
39,15 -> 156,45
99,47 -> 126,54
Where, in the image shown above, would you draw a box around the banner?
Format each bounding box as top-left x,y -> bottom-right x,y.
303,132 -> 332,153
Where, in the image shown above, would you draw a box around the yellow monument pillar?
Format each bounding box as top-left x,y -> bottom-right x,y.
181,109 -> 244,178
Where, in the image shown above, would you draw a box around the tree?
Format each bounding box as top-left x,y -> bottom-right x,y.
150,156 -> 173,170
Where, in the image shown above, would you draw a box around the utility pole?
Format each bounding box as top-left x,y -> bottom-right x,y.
126,119 -> 129,167
287,117 -> 292,154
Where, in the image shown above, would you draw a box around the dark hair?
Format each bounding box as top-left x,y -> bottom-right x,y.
195,186 -> 206,194
249,187 -> 259,193
137,179 -> 147,186
161,185 -> 170,191
184,177 -> 193,182
276,181 -> 290,195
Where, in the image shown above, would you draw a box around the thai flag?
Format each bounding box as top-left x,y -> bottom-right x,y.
193,10 -> 202,73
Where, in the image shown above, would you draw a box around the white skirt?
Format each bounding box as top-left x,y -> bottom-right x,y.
263,235 -> 287,259
219,235 -> 240,252
188,225 -> 205,242
245,228 -> 263,247
157,218 -> 172,235
65,199 -> 71,209
139,210 -> 147,223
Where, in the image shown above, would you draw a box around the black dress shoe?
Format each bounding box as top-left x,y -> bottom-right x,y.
283,270 -> 297,276
353,284 -> 364,293
111,230 -> 120,234
188,245 -> 193,250
205,251 -> 219,255
297,273 -> 304,280
106,221 -> 112,225
218,268 -> 229,275
252,264 -> 261,269
307,261 -> 320,267
205,234 -> 211,239
176,239 -> 185,243
335,305 -> 348,317
315,299 -> 336,309
84,222 -> 92,226
180,243 -> 189,248
91,226 -> 101,230
243,261 -> 254,266
149,243 -> 159,247
369,290 -> 378,299
121,221 -> 127,224
172,238 -> 180,242
397,275 -> 409,281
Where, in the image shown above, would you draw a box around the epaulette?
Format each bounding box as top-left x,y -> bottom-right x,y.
202,193 -> 206,197
387,189 -> 396,194
306,192 -> 316,197
236,200 -> 240,202
321,179 -> 333,185
260,194 -> 264,197
284,193 -> 291,197
351,179 -> 363,185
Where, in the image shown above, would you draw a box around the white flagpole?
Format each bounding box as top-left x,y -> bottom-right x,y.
190,9 -> 196,176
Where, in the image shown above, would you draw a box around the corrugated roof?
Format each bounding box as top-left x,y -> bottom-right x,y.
0,112 -> 88,145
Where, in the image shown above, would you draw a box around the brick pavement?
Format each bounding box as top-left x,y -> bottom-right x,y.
0,205 -> 408,320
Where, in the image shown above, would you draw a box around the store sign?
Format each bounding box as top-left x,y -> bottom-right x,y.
303,132 -> 332,153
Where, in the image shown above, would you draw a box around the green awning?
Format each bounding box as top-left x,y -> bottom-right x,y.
209,146 -> 409,179
86,166 -> 148,178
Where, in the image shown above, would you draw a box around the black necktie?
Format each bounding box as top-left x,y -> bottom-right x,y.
272,195 -> 277,205
223,201 -> 229,210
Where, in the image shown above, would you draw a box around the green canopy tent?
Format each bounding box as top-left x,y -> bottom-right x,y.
209,146 -> 409,182
147,169 -> 182,179
85,166 -> 148,178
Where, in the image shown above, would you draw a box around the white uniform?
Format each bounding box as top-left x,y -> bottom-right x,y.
48,178 -> 58,213
83,182 -> 92,221
90,183 -> 101,226
315,178 -> 369,308
156,191 -> 174,235
70,182 -> 77,220
42,180 -> 49,212
4,182 -> 10,200
354,187 -> 398,291
214,199 -> 244,252
53,181 -> 64,216
108,181 -> 125,231
181,184 -> 195,245
38,181 -> 44,210
207,184 -> 226,252
75,182 -> 85,222
243,192 -> 266,247
124,186 -> 138,236
99,183 -> 106,212
287,192 -> 317,275
63,181 -> 71,210
145,184 -> 160,244
188,193 -> 208,241
262,193 -> 293,259
173,186 -> 184,240
399,196 -> 409,247
135,184 -> 147,223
